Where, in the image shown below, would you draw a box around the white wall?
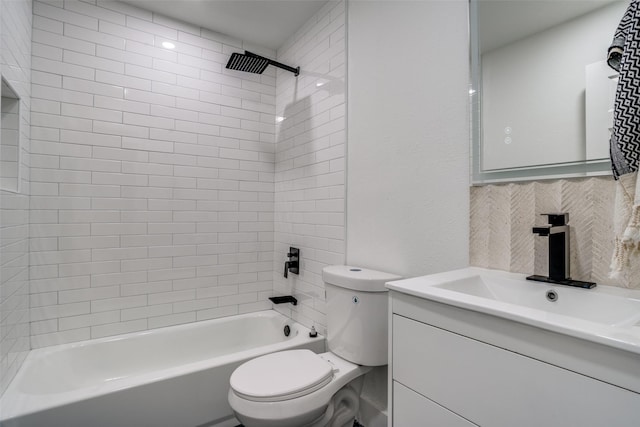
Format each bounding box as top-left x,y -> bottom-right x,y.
346,0 -> 470,279
482,2 -> 626,170
29,0 -> 278,348
0,0 -> 32,396
273,1 -> 346,334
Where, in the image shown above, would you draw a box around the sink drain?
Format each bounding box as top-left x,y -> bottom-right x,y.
546,290 -> 558,302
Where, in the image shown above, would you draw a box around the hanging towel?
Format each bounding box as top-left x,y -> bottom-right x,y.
608,0 -> 640,178
609,0 -> 640,287
610,171 -> 637,281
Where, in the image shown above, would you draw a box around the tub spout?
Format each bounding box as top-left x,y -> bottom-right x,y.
269,295 -> 298,305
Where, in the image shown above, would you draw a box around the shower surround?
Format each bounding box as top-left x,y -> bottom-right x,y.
25,0 -> 345,355
28,0 -> 277,349
0,0 -> 32,397
272,1 -> 346,334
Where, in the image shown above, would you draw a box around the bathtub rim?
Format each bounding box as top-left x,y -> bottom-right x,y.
0,310 -> 323,421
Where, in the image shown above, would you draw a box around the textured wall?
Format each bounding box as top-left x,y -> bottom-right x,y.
273,1 -> 346,334
28,0 -> 277,348
0,0 -> 32,396
469,176 -> 635,287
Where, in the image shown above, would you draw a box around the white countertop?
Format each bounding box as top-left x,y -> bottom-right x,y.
386,267 -> 640,356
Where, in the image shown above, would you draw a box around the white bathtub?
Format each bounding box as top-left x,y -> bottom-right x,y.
0,310 -> 325,427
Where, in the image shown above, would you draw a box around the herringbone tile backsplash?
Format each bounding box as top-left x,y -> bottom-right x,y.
470,176 -> 639,288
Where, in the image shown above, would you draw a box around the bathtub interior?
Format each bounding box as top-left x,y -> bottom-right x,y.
0,310 -> 325,424
16,311 -> 301,394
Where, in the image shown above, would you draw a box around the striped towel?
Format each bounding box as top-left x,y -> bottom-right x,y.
609,0 -> 640,287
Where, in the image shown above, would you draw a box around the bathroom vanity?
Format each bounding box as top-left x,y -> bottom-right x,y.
387,268 -> 640,427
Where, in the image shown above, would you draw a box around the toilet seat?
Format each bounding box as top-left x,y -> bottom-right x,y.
230,350 -> 334,402
228,351 -> 371,427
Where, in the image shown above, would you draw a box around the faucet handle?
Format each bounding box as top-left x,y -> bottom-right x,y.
541,213 -> 569,226
283,247 -> 300,278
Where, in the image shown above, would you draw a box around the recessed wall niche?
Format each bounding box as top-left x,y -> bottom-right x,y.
0,78 -> 21,193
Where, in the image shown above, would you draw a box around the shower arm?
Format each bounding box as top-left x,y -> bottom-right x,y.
245,51 -> 300,76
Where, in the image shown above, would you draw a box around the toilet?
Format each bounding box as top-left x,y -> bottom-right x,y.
228,265 -> 401,427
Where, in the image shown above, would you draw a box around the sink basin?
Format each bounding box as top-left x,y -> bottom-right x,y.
437,274 -> 640,326
386,267 -> 640,354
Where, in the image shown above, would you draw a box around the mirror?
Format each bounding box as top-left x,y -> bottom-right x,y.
470,0 -> 626,184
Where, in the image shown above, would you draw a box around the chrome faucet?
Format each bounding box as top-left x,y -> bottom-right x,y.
527,213 -> 596,289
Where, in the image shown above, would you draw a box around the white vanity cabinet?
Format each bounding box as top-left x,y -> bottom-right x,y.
393,381 -> 475,427
388,291 -> 640,427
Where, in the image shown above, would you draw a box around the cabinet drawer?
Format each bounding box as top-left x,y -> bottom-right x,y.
394,381 -> 476,427
393,315 -> 640,427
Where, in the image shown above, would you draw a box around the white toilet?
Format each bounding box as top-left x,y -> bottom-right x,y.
228,265 -> 401,427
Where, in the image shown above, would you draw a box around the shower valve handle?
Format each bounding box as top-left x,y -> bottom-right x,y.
284,247 -> 300,278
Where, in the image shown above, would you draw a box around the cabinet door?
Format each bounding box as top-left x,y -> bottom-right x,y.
394,381 -> 476,427
393,315 -> 640,427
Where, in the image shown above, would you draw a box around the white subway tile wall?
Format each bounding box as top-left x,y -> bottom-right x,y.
273,1 -> 346,334
0,0 -> 32,395
28,0 -> 280,348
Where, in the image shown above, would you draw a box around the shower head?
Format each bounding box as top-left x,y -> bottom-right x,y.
226,52 -> 270,74
225,51 -> 300,76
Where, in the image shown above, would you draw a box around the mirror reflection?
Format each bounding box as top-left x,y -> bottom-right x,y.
471,0 -> 626,183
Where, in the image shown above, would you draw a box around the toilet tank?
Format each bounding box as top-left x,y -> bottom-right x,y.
322,266 -> 402,366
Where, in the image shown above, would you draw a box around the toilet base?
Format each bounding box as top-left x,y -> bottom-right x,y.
310,379 -> 363,427
235,419 -> 364,427
233,404 -> 327,427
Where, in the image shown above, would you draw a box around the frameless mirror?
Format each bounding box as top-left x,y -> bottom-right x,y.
470,0 -> 626,184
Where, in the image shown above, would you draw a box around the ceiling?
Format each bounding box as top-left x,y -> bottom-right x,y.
479,0 -> 620,52
121,0 -> 328,51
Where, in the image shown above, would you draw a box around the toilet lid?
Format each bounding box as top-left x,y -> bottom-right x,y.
230,349 -> 334,402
